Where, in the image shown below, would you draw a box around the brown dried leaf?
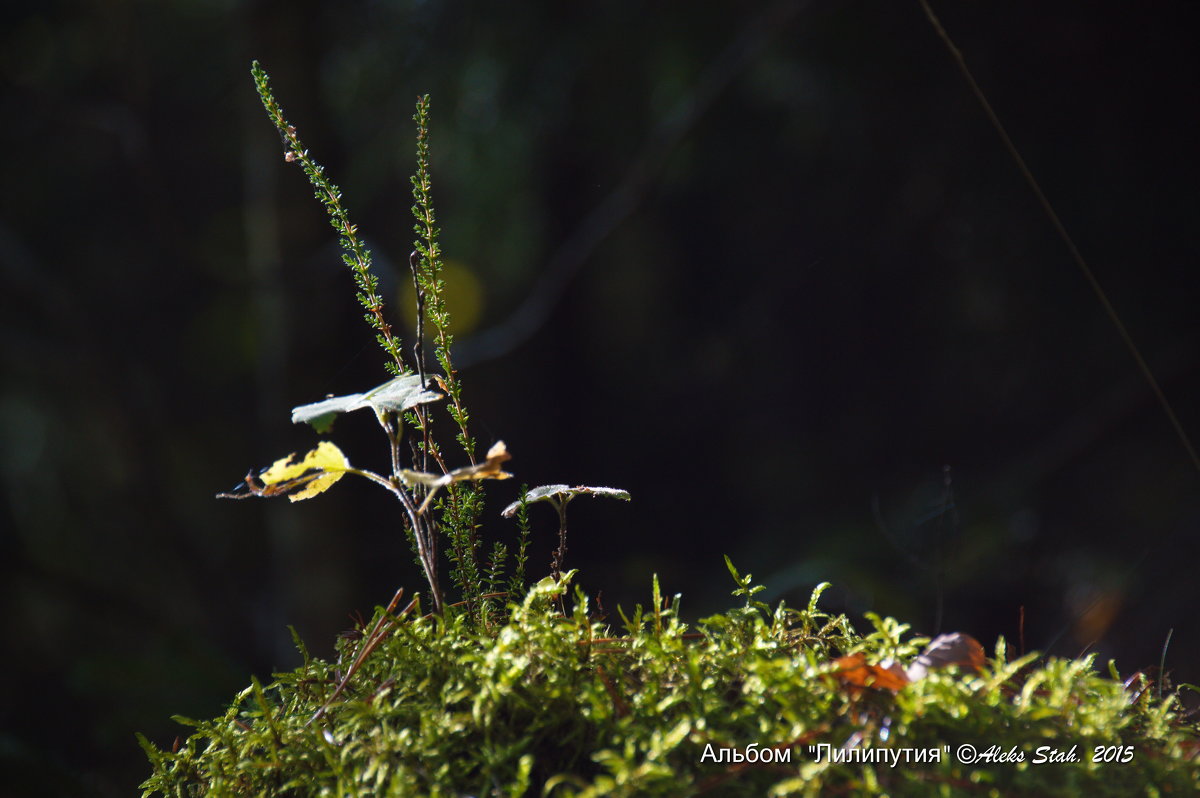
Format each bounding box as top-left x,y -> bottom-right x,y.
828,653 -> 910,694
905,633 -> 985,681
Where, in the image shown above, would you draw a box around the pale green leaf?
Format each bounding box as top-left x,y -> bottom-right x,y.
291,374 -> 442,431
501,484 -> 630,518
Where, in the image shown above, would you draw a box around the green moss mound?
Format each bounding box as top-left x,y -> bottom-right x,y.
139,574 -> 1200,797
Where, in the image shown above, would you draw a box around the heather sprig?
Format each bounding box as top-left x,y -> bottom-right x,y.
251,60 -> 406,377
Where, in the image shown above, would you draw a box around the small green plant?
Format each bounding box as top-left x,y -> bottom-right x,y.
225,63 -> 622,621
502,485 -> 631,580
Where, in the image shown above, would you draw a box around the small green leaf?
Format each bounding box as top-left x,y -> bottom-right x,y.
501,484 -> 630,518
135,732 -> 161,765
291,373 -> 442,430
723,555 -> 742,583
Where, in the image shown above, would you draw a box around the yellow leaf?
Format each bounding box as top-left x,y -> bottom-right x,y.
259,441 -> 349,502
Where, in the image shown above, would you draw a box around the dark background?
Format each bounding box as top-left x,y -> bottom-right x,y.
3,1 -> 1199,794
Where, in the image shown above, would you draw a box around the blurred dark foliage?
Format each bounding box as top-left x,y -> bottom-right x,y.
2,1 -> 1198,793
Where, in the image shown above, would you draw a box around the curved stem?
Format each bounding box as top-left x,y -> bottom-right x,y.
345,466 -> 445,614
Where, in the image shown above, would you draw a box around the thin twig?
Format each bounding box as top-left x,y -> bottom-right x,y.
307,589 -> 417,727
918,0 -> 1200,477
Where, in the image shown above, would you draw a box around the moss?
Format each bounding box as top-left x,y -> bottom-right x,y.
139,574 -> 1200,797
